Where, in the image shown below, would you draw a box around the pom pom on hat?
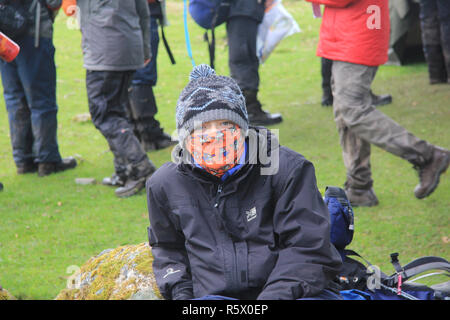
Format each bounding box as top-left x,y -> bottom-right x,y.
189,64 -> 216,81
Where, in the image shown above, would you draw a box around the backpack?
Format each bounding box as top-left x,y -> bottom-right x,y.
324,186 -> 450,300
185,0 -> 231,69
0,0 -> 29,40
188,0 -> 230,30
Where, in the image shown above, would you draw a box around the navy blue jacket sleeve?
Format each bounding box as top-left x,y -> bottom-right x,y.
146,179 -> 194,300
257,160 -> 342,300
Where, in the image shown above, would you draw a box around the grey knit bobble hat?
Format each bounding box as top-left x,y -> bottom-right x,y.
176,64 -> 249,146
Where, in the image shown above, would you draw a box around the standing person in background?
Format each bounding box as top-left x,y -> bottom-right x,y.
77,0 -> 157,197
418,0 -> 450,84
0,0 -> 77,177
306,0 -> 449,207
226,0 -> 283,126
126,0 -> 177,154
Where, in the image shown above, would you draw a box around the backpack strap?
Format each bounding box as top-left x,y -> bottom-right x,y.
204,0 -> 222,69
343,249 -> 390,280
395,256 -> 450,283
159,17 -> 176,65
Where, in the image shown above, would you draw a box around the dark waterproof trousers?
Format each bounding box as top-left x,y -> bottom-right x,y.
0,36 -> 62,166
419,0 -> 450,82
227,17 -> 260,91
128,16 -> 163,141
85,70 -> 149,179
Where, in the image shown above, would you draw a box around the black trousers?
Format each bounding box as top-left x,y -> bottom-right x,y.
227,17 -> 260,92
86,70 -> 149,178
419,0 -> 450,81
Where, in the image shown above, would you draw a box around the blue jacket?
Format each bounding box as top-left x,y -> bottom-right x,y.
147,128 -> 342,300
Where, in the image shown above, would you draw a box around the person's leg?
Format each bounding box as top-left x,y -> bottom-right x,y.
321,58 -> 333,106
129,17 -> 175,151
15,37 -> 77,176
227,16 -> 282,126
86,70 -> 156,197
333,61 -> 433,165
339,126 -> 379,207
332,62 -> 379,206
419,0 -> 447,83
0,53 -> 35,173
333,60 -> 448,199
437,0 -> 450,81
14,37 -> 63,165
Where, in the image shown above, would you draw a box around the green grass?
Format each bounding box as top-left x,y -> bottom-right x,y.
0,0 -> 449,299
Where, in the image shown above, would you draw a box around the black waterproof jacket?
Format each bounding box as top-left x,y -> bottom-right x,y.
146,128 -> 342,300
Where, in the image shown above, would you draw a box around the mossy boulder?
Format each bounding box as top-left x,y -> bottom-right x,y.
0,286 -> 16,300
55,243 -> 162,300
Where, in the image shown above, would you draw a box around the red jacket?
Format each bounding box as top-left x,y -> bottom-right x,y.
307,0 -> 390,66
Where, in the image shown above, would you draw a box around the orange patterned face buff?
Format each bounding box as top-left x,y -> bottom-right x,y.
186,121 -> 245,178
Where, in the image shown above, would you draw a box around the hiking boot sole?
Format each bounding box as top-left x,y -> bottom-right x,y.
414,152 -> 450,199
114,179 -> 146,198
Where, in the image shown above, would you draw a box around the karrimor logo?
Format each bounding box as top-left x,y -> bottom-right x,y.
366,5 -> 381,30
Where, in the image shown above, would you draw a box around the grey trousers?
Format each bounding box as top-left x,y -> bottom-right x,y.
331,61 -> 434,190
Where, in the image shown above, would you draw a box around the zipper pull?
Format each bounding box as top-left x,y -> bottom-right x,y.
214,184 -> 223,208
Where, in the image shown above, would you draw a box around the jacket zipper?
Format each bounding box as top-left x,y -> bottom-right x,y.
214,184 -> 223,208
213,183 -> 242,292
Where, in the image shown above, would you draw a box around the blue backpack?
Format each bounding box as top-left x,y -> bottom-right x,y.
324,186 -> 354,258
185,0 -> 231,69
324,186 -> 450,300
188,0 -> 230,30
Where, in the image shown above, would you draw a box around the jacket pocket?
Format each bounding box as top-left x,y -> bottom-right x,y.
247,244 -> 278,288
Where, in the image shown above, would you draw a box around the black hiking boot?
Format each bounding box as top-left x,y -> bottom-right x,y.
414,146 -> 450,199
243,90 -> 282,126
345,187 -> 379,207
16,161 -> 38,174
38,157 -> 77,177
114,160 -> 156,198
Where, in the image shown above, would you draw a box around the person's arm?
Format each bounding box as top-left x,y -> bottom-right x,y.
135,0 -> 151,61
257,159 -> 342,300
305,0 -> 356,8
146,179 -> 194,300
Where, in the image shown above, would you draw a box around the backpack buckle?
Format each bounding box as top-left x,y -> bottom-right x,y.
390,252 -> 405,295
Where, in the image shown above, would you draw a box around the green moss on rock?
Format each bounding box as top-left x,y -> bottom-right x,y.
0,287 -> 16,300
55,243 -> 162,300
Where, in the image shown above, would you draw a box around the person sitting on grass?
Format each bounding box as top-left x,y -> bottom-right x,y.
146,65 -> 343,300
